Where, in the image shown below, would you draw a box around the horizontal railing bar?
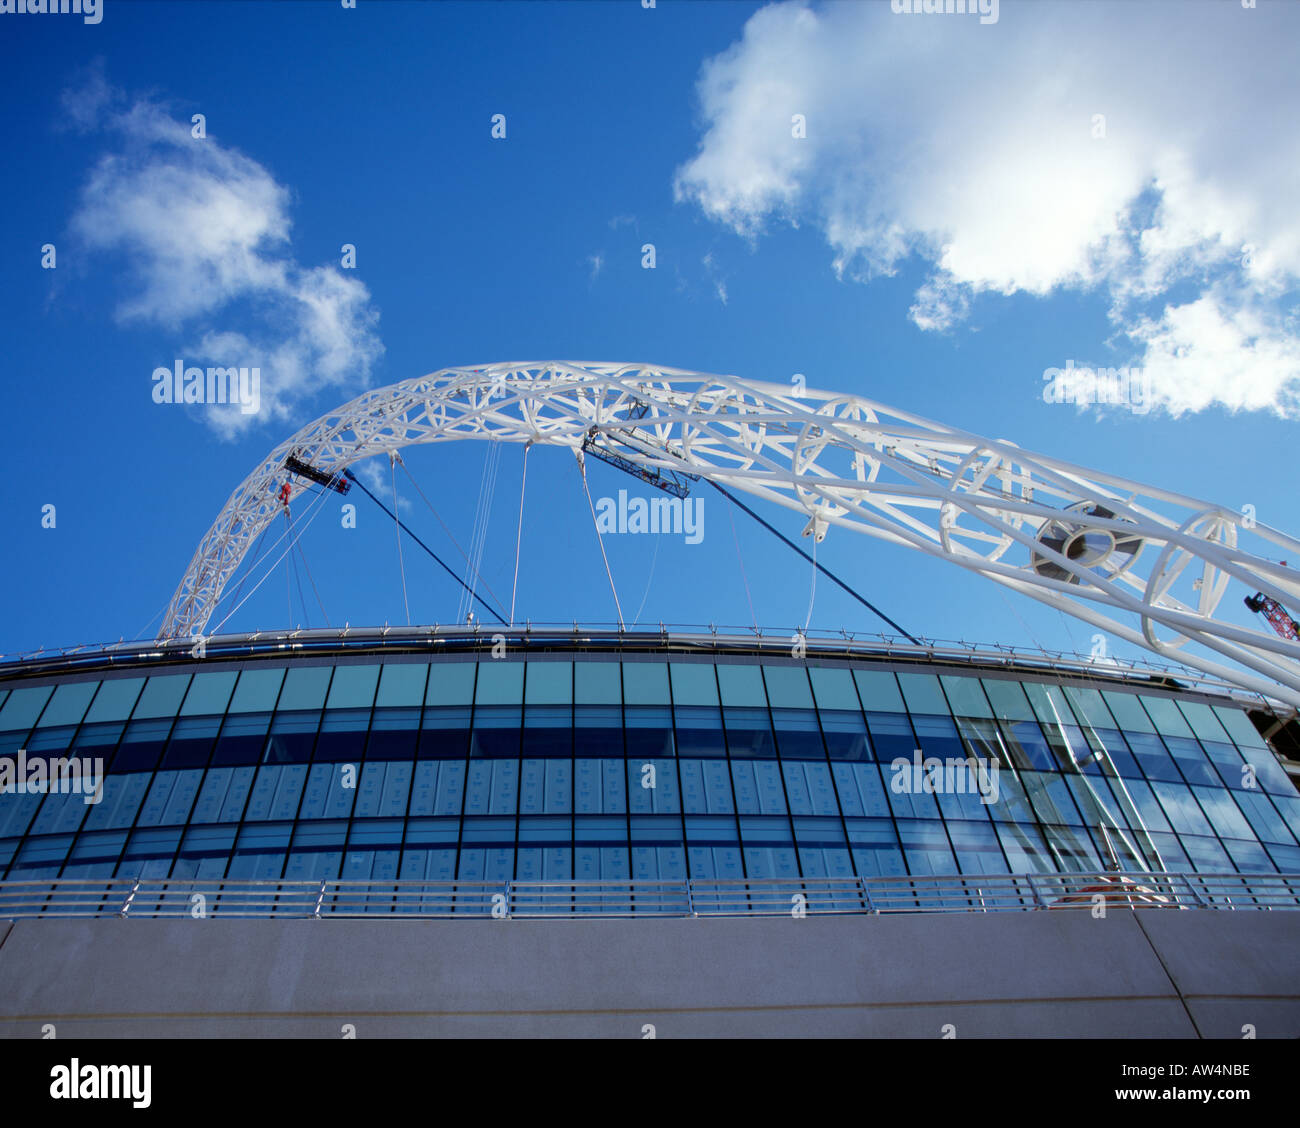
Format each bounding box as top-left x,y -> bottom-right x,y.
1,872 -> 1296,920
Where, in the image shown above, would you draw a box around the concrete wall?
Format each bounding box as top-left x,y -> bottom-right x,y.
0,909 -> 1296,1038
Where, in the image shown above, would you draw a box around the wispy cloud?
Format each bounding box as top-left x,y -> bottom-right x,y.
66,70 -> 383,439
354,458 -> 412,513
674,0 -> 1300,418
586,252 -> 605,281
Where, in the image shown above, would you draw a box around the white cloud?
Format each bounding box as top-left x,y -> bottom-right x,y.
68,79 -> 382,439
354,458 -> 412,514
674,0 -> 1300,417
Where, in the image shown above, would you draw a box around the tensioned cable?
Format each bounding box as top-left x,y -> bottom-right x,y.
576,451 -> 625,629
344,467 -> 509,626
289,510 -> 311,628
705,480 -> 919,644
803,530 -> 818,635
284,509 -> 295,626
206,484 -> 330,629
462,440 -> 503,622
631,534 -> 660,628
723,491 -> 759,634
510,444 -> 530,626
294,535 -> 331,628
398,461 -> 507,614
210,483 -> 335,635
391,454 -> 411,626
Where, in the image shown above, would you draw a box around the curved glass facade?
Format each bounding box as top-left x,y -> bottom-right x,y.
1,651 -> 1298,893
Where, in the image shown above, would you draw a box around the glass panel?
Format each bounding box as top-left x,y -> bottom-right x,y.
1210,706 -> 1269,750
365,709 -> 421,760
762,666 -> 813,709
853,670 -> 904,712
525,662 -> 571,705
939,675 -> 993,718
277,666 -> 331,711
832,762 -> 891,817
264,712 -> 321,763
1126,733 -> 1182,782
210,713 -> 271,766
1061,686 -> 1117,732
723,707 -> 775,759
375,663 -> 428,708
809,667 -> 860,711
419,707 -> 472,759
674,706 -> 725,758
771,710 -> 824,760
474,662 -> 523,705
1164,736 -> 1219,786
821,711 -> 870,761
948,820 -> 1010,874
846,818 -> 906,877
716,663 -> 767,707
110,718 -> 173,772
314,709 -> 371,762
896,672 -> 948,716
622,661 -> 670,705
574,661 -> 621,705
425,662 -> 475,706
33,682 -> 97,729
1151,780 -> 1214,837
132,675 -> 191,719
325,664 -> 380,709
1101,690 -> 1157,733
179,671 -> 238,716
160,717 -> 221,769
226,668 -> 285,713
1176,701 -> 1233,744
1191,787 -> 1253,840
84,678 -> 144,723
1022,681 -> 1074,729
669,663 -> 719,706
1139,695 -> 1194,738
981,679 -> 1035,722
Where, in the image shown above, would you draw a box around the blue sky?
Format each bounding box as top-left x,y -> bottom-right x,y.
1,0 -> 1297,686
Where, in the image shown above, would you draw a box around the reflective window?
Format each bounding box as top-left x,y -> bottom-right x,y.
325,664 -> 380,710
762,666 -> 813,709
940,674 -> 993,719
375,663 -> 428,708
84,678 -> 144,724
277,666 -> 331,711
853,670 -> 904,712
669,663 -> 719,706
897,672 -> 948,716
525,662 -> 571,705
132,675 -> 192,719
226,668 -> 285,713
179,671 -> 238,717
33,682 -> 97,729
717,663 -> 767,707
426,662 -> 475,706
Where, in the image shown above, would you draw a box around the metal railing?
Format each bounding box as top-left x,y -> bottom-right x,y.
1,871 -> 1298,920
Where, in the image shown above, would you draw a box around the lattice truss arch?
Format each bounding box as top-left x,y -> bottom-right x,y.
160,361 -> 1300,706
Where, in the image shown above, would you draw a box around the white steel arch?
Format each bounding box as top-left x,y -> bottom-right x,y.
160,361 -> 1300,706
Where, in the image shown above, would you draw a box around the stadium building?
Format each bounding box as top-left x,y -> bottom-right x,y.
1,363 -> 1298,1038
